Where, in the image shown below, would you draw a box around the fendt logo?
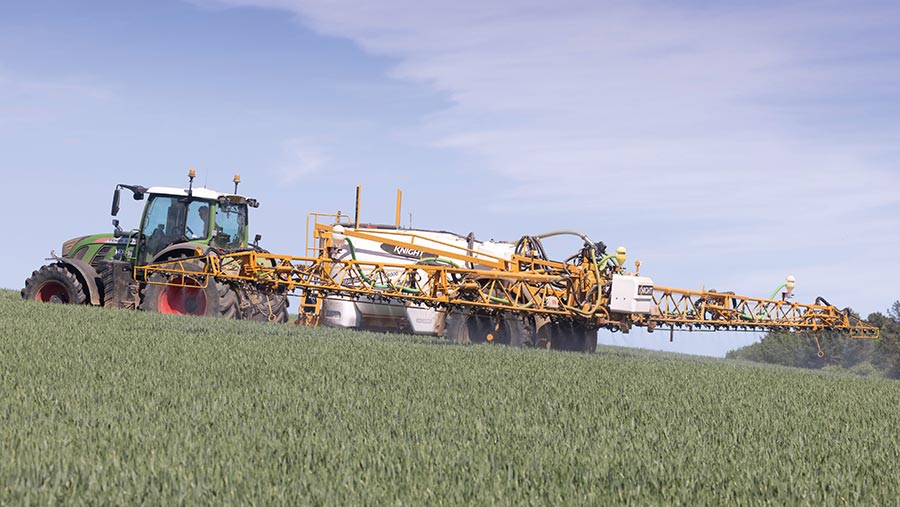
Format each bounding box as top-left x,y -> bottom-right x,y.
380,243 -> 427,260
637,285 -> 654,296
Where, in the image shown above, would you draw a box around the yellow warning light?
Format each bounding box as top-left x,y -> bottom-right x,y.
189,168 -> 196,179
234,174 -> 241,183
785,275 -> 796,293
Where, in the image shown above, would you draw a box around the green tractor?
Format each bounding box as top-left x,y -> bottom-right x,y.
21,171 -> 289,322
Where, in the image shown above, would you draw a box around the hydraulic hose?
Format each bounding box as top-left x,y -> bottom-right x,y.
531,230 -> 594,245
344,238 -> 421,294
345,238 -> 514,304
416,257 -> 460,268
344,233 -> 611,312
564,248 -> 609,318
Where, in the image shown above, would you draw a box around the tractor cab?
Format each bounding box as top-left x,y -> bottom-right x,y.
110,172 -> 259,268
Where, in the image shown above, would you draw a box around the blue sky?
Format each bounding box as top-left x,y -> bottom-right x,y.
2,0 -> 898,356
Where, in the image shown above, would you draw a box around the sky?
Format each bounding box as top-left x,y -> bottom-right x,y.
2,0 -> 898,357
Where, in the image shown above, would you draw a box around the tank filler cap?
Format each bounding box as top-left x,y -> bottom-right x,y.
785,275 -> 796,293
615,246 -> 627,266
332,225 -> 347,246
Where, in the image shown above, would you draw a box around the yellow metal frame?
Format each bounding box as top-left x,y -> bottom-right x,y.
139,257 -> 213,289
651,286 -> 876,337
133,222 -> 880,339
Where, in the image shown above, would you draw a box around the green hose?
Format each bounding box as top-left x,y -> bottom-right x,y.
768,282 -> 788,301
417,257 -> 460,268
419,257 -> 511,304
344,238 -> 421,294
342,237 -> 610,312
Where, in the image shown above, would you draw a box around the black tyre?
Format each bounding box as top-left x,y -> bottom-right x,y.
140,259 -> 238,318
508,315 -> 536,347
535,322 -> 597,352
581,328 -> 598,353
535,322 -> 554,349
21,264 -> 87,305
97,260 -> 139,310
444,311 -> 494,344
238,287 -> 290,323
100,262 -> 116,308
217,280 -> 239,319
443,311 -> 532,346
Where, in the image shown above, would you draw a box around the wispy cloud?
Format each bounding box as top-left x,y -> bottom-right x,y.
204,0 -> 900,312
206,0 -> 900,199
0,69 -> 115,126
277,138 -> 327,182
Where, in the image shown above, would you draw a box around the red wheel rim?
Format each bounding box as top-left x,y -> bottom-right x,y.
157,277 -> 207,315
36,282 -> 68,303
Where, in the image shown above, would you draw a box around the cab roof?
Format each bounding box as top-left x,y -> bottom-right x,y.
147,186 -> 243,201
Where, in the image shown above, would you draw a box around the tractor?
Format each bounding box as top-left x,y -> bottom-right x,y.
21,170 -> 289,322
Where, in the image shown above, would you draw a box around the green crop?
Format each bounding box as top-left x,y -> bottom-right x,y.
1,289 -> 899,505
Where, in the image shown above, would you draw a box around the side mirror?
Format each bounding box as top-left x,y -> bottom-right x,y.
253,234 -> 262,247
112,219 -> 128,238
111,188 -> 121,216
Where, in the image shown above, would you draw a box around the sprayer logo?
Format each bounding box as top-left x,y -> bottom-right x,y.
380,243 -> 426,260
637,285 -> 654,296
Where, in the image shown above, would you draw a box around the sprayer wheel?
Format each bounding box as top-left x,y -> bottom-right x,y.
239,288 -> 290,323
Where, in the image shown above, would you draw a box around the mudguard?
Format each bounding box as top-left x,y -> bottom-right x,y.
151,242 -> 210,263
58,258 -> 102,306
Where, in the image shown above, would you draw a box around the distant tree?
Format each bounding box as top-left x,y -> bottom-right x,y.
726,331 -> 826,368
871,301 -> 900,378
728,302 -> 898,379
891,301 -> 900,321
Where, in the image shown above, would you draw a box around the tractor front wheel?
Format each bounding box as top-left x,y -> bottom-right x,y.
21,264 -> 88,305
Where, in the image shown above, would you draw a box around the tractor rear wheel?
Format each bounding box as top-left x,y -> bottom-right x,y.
140,259 -> 238,318
21,264 -> 87,305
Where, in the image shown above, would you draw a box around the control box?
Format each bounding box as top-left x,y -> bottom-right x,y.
609,274 -> 655,314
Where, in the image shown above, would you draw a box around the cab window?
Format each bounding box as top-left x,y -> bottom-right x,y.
185,201 -> 210,240
141,196 -> 182,256
212,202 -> 247,249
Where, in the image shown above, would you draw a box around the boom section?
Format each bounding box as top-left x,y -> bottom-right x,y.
650,286 -> 878,337
134,224 -> 879,338
137,250 -> 613,319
